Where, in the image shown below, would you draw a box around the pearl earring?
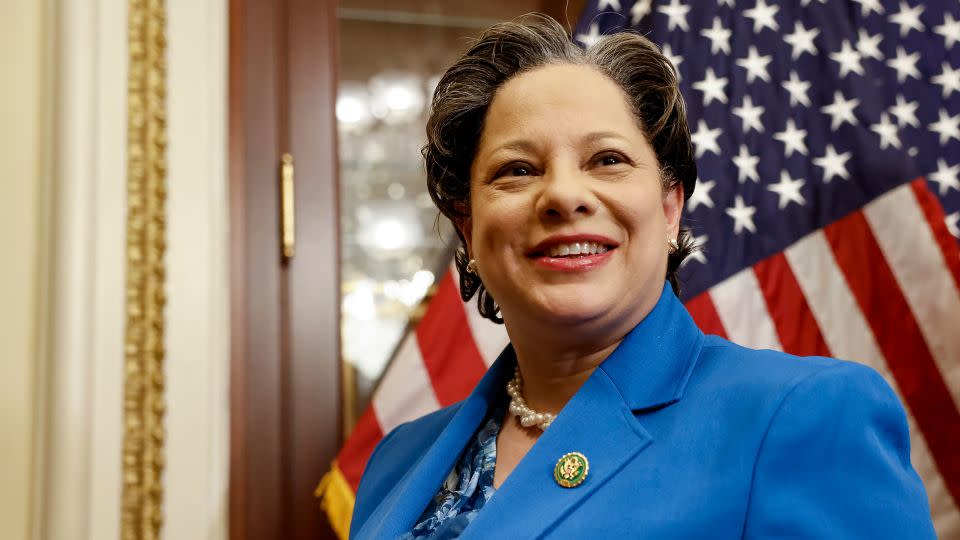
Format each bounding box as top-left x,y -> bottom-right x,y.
466,259 -> 478,274
667,238 -> 679,252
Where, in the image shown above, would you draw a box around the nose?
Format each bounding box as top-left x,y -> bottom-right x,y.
536,163 -> 598,221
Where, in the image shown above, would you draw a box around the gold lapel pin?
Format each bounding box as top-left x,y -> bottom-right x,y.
553,452 -> 589,488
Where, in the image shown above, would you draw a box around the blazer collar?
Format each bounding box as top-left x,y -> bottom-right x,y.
355,282 -> 703,539
459,282 -> 704,538
354,348 -> 515,539
599,281 -> 704,412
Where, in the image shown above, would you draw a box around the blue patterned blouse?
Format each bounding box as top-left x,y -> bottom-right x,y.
397,404 -> 504,539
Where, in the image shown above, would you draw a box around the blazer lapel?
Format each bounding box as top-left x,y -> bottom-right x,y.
461,283 -> 703,538
358,283 -> 704,539
460,367 -> 653,539
354,349 -> 515,540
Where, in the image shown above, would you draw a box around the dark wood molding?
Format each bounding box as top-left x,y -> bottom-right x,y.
283,0 -> 342,538
229,0 -> 284,536
229,0 -> 341,538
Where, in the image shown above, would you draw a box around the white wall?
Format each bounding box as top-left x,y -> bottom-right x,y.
0,0 -> 47,538
164,0 -> 230,537
33,0 -> 230,539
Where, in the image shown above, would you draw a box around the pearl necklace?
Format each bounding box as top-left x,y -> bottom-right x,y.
506,366 -> 556,430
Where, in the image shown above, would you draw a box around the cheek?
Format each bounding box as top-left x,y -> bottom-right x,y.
471,197 -> 528,253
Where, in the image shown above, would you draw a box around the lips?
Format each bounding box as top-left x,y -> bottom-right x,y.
527,234 -> 618,272
527,234 -> 619,258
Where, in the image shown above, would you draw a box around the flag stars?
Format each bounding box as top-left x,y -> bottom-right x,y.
576,22 -> 603,49
726,196 -> 758,234
657,0 -> 691,31
886,46 -> 921,83
889,94 -> 919,128
946,212 -> 960,239
736,46 -> 772,83
631,0 -> 653,25
733,95 -> 765,133
732,144 -> 761,183
701,17 -> 732,55
890,1 -> 925,38
820,91 -> 860,130
688,178 -> 716,212
693,67 -> 728,105
743,0 -> 780,33
768,171 -> 807,209
930,109 -> 960,145
814,144 -> 852,183
691,120 -> 723,158
782,71 -> 812,107
830,40 -> 864,78
598,0 -> 622,10
870,113 -> 901,149
661,43 -> 684,79
855,29 -> 883,61
929,159 -> 960,195
774,119 -> 808,157
784,21 -> 819,60
850,0 -> 883,16
932,62 -> 960,98
935,13 -> 960,50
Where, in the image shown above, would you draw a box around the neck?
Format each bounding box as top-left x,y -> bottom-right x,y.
499,282 -> 667,416
505,326 -> 624,415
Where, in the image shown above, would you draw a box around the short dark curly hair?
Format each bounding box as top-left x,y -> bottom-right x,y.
424,14 -> 698,323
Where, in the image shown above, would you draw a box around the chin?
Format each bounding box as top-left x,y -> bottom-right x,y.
534,298 -> 614,326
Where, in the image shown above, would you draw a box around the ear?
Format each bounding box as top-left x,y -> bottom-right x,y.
663,184 -> 684,239
455,216 -> 474,258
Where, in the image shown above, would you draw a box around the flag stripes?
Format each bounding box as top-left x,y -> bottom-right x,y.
685,292 -> 727,338
824,184 -> 960,512
415,273 -> 489,406
753,253 -> 831,357
709,268 -> 783,351
865,184 -> 960,404
372,335 -> 441,435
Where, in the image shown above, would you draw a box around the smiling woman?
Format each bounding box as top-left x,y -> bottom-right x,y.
348,14 -> 936,540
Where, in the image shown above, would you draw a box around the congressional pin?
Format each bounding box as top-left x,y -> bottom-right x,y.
553,452 -> 589,488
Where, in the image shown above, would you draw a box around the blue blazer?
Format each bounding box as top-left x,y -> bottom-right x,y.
351,284 -> 935,539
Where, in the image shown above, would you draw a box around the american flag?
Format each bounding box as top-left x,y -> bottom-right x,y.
318,1 -> 960,538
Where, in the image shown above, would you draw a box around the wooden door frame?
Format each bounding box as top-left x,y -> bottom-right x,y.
228,0 -> 341,538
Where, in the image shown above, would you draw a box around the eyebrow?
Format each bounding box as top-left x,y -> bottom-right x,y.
487,131 -> 630,156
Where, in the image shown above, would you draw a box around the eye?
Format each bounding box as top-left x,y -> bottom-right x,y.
596,152 -> 627,166
494,162 -> 534,178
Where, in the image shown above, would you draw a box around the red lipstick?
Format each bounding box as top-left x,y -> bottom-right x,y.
526,234 -> 618,273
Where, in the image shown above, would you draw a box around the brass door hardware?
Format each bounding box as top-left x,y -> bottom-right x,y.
281,153 -> 296,261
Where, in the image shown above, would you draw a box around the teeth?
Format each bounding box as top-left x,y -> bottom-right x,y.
546,242 -> 610,257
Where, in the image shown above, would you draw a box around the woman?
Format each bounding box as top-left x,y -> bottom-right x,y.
350,15 -> 935,539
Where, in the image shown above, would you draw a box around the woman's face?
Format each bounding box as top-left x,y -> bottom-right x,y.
462,63 -> 683,337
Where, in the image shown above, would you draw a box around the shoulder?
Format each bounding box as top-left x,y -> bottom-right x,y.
686,335 -> 912,451
691,334 -> 886,403
350,403 -> 463,531
691,339 -> 936,537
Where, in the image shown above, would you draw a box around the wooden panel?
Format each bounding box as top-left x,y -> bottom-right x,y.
230,0 -> 340,538
229,0 -> 284,537
284,0 -> 342,538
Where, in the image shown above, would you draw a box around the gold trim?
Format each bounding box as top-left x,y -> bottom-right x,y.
280,153 -> 296,261
121,0 -> 168,538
